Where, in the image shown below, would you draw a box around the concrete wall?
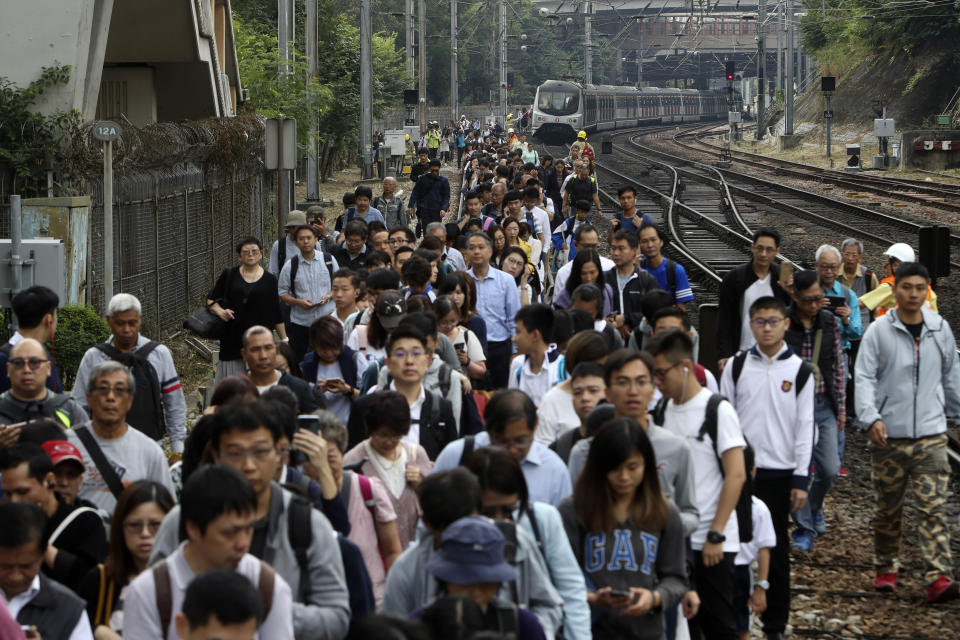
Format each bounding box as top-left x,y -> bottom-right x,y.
97,66 -> 158,125
900,130 -> 960,171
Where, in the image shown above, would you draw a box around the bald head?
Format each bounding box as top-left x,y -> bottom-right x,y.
7,338 -> 50,400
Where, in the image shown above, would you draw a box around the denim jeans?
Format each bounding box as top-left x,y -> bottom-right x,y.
794,394 -> 840,535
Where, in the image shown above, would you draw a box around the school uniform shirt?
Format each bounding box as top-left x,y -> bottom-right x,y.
536,385 -> 577,446
739,274 -> 774,350
659,388 -> 746,552
508,351 -> 565,405
735,496 -> 777,567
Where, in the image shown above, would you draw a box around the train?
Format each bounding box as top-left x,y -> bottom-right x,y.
531,79 -> 739,141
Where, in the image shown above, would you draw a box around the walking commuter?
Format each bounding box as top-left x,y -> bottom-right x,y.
240,326 -> 321,414
508,305 -> 564,405
173,569 -> 265,640
207,237 -> 286,383
73,293 -> 187,454
716,228 -> 791,369
278,224 -> 338,362
331,220 -> 369,272
608,185 -> 653,238
649,331 -> 746,640
0,339 -> 87,429
0,286 -> 63,394
860,242 -> 939,317
538,331 -> 609,448
552,225 -> 613,302
561,162 -> 603,220
638,223 -> 694,310
856,262 -> 960,603
373,177 -> 408,230
784,270 -> 845,552
838,237 -> 880,438
720,296 -> 815,640
408,160 -> 450,235
268,210 -> 309,276
605,229 -> 659,340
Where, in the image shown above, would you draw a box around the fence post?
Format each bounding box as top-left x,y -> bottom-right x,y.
154,172 -> 161,339
183,187 -> 190,310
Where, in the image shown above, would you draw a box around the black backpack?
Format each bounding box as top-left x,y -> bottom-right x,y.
94,341 -> 165,441
287,253 -> 335,298
287,494 -> 314,602
652,393 -> 755,543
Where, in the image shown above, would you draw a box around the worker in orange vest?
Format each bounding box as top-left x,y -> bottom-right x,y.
861,243 -> 937,316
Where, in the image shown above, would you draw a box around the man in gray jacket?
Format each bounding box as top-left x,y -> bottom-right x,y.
855,262 -> 960,603
150,401 -> 350,639
382,468 -> 564,638
0,339 -> 87,429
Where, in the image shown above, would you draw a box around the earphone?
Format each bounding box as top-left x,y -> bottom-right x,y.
47,482 -> 55,489
683,366 -> 688,379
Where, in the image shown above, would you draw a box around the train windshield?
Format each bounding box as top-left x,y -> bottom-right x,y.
537,88 -> 579,115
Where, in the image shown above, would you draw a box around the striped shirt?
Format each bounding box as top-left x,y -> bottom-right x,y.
72,334 -> 187,453
278,250 -> 339,327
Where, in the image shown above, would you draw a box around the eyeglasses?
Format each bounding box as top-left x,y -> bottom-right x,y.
817,264 -> 840,272
370,432 -> 403,445
390,349 -> 425,359
653,362 -> 681,380
798,294 -> 824,304
221,447 -> 276,463
8,357 -> 49,371
91,384 -> 132,397
438,319 -> 458,330
480,503 -> 518,520
489,434 -> 533,451
240,248 -> 261,256
753,246 -> 777,254
611,377 -> 653,390
123,519 -> 164,536
751,317 -> 785,329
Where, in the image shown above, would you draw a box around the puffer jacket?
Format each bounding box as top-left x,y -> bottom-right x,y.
855,307 -> 960,439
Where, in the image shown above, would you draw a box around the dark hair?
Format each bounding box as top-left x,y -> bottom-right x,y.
617,184 -> 637,197
647,328 -> 694,362
568,308 -> 595,334
354,185 -> 374,200
749,296 -> 788,318
571,361 -> 606,382
349,614 -> 432,640
0,442 -> 53,481
522,186 -> 540,201
365,390 -> 412,438
181,414 -> 216,485
11,286 -> 59,329
793,269 -> 820,294
463,446 -> 530,516
15,419 -> 67,447
417,468 -> 481,531
368,220 -> 387,235
394,245 -> 415,260
276,341 -> 303,379
368,268 -> 402,291
895,261 -> 931,284
333,269 -> 362,289
294,224 -> 318,240
386,323 -> 428,352
566,249 -> 604,296
402,256 -> 433,288
419,236 -> 444,254
235,237 -> 262,255
182,569 -> 263,629
345,219 -> 370,239
259,397 -> 298,443
612,228 -> 639,248
0,502 -> 46,553
405,294 -> 433,315
575,418 -> 668,533
638,221 -> 663,242
574,199 -> 591,212
433,295 -> 459,324
603,348 -> 655,386
652,306 -> 691,331
421,596 -> 486,640
753,227 -> 781,247
389,226 -> 416,244
484,389 -> 536,435
105,481 -> 175,586
565,330 -> 608,374
365,250 -> 391,270
212,401 -> 282,451
438,272 -> 477,321
343,192 -> 357,206
429,159 -> 442,168
515,304 -> 554,343
640,290 -> 674,324
463,191 -> 480,202
309,315 -> 345,352
181,465 -> 257,535
398,311 -> 438,339
573,224 -> 598,244
572,283 -> 604,319
210,376 -> 259,408
503,189 -> 522,205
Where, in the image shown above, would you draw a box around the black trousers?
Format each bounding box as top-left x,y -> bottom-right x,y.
754,471 -> 793,634
688,551 -> 738,640
416,208 -> 443,236
287,322 -> 311,365
487,340 -> 513,389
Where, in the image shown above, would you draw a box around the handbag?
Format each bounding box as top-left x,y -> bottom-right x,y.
184,268 -> 236,339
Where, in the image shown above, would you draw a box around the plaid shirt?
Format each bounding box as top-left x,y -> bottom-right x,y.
800,319 -> 847,418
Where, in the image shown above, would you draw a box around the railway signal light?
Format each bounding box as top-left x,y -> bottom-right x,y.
725,61 -> 735,81
507,72 -> 515,89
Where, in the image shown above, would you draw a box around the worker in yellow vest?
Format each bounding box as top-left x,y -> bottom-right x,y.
860,243 -> 937,316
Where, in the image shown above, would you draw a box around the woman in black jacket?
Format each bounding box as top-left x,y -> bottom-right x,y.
207,237 -> 286,383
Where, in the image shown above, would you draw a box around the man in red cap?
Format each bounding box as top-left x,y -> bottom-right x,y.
41,440 -> 91,509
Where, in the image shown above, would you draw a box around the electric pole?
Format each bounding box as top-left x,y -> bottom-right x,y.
406,0 -> 415,81
755,1 -> 765,139
498,0 -> 507,125
306,0 -> 318,197
785,0 -> 794,135
776,4 -> 783,94
450,0 -> 458,124
584,0 -> 593,84
360,0 -> 373,177
419,0 -> 427,132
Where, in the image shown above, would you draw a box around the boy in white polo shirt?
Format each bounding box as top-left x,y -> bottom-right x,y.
508,304 -> 564,405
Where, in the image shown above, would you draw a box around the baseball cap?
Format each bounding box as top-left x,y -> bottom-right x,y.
285,210 -> 308,227
426,516 -> 518,586
375,291 -> 407,330
42,440 -> 84,466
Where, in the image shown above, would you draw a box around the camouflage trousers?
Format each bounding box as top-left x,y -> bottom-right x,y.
870,433 -> 952,582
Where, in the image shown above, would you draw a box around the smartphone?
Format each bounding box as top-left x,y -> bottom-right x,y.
779,261 -> 793,287
297,414 -> 321,434
827,295 -> 847,308
454,343 -> 466,353
609,589 -> 631,599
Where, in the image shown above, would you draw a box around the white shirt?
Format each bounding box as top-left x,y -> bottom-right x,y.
508,351 -> 564,405
735,496 -> 778,566
523,205 -> 551,243
390,381 -> 424,447
536,385 -> 577,446
553,256 -> 615,303
660,388 -> 746,552
2,575 -> 94,640
739,275 -> 774,350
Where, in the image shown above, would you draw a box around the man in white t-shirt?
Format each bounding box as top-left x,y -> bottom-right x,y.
124,465 -> 294,640
66,361 -> 174,513
650,330 -> 747,640
508,305 -> 564,405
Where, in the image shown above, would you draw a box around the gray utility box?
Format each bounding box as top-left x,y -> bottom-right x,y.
0,239 -> 66,308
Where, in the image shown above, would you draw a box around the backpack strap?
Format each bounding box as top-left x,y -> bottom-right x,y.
356,473 -> 377,521
458,434 -> 476,466
438,365 -> 452,398
94,564 -> 108,626
795,361 -> 815,395
665,259 -> 678,298
287,495 -> 313,602
324,253 -> 334,280
75,426 -> 125,499
153,561 -> 173,639
289,256 -> 300,297
651,396 -> 669,427
339,470 -> 353,512
138,340 -> 161,360
278,237 -> 287,270
258,561 -> 275,620
696,394 -> 727,474
48,506 -> 100,547
731,350 -> 749,386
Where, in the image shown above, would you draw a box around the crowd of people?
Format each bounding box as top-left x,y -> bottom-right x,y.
1,122 -> 959,640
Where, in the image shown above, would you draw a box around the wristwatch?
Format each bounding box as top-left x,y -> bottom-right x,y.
706,530 -> 726,544
755,580 -> 770,590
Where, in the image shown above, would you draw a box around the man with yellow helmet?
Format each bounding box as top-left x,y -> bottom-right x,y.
570,130 -> 595,161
